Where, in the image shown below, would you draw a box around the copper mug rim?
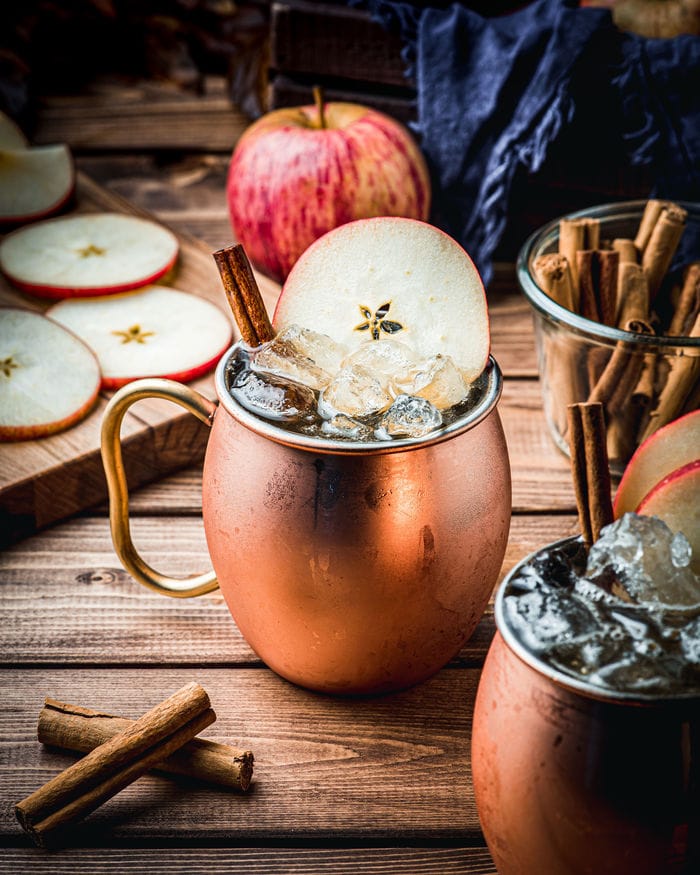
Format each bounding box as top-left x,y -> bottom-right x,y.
494,535 -> 700,707
213,342 -> 504,456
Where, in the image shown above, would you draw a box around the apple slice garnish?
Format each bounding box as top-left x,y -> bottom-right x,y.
47,285 -> 232,389
0,212 -> 179,299
0,143 -> 75,227
637,459 -> 700,574
613,409 -> 700,517
0,112 -> 29,149
0,307 -> 101,441
273,217 -> 490,382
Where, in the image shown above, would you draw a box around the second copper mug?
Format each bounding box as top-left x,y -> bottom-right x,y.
101,345 -> 512,694
472,537 -> 700,875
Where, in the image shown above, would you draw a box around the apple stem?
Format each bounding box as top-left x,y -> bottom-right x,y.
313,85 -> 326,129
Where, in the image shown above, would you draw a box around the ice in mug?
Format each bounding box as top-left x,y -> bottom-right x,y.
502,513 -> 700,696
224,323 -> 488,440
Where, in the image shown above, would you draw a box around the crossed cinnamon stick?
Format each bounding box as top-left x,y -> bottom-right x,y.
15,683 -> 253,848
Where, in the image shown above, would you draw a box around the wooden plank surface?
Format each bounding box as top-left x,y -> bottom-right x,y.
0,849 -> 497,875
32,77 -> 249,153
2,668 -> 482,841
0,511 -> 577,667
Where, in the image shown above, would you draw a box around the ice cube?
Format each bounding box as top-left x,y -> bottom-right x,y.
341,339 -> 417,379
319,365 -> 393,418
376,394 -> 443,438
320,414 -> 374,441
252,337 -> 330,391
585,513 -> 700,608
503,587 -> 599,651
276,324 -> 348,375
394,354 -> 469,409
229,368 -> 317,422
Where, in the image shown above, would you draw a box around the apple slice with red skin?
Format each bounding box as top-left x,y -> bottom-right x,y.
0,307 -> 101,441
613,409 -> 700,517
47,285 -> 233,389
0,143 -> 75,227
274,217 -> 490,382
637,459 -> 700,575
0,213 -> 179,299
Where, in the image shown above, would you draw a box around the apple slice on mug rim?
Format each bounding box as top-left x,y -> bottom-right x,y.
47,285 -> 233,389
0,143 -> 75,226
273,217 -> 490,382
0,212 -> 179,299
0,307 -> 101,441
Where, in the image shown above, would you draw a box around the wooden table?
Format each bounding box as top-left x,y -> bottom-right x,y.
0,78 -> 579,873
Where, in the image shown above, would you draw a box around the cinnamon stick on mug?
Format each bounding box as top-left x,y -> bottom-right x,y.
38,698 -> 253,792
567,402 -> 614,549
15,683 -> 215,847
213,244 -> 274,346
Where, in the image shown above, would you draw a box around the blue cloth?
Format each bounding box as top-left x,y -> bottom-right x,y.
358,0 -> 700,285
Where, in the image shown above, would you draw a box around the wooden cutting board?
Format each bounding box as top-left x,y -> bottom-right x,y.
0,172 -> 281,547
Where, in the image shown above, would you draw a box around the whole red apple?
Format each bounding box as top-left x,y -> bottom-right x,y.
227,91 -> 431,283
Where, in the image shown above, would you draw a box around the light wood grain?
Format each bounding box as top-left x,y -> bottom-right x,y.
0,513 -> 578,666
33,77 -> 249,153
1,668 -> 482,841
0,848 -> 497,874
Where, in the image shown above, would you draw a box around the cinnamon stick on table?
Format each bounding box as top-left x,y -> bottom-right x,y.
213,244 -> 274,346
15,683 -> 215,847
38,698 -> 253,792
567,402 -> 614,549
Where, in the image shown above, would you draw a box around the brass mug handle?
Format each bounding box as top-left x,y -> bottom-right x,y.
101,378 -> 219,598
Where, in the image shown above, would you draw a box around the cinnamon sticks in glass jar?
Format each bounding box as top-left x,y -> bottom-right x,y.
531,199 -> 699,472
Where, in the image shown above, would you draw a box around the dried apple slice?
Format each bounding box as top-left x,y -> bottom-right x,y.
613,409 -> 700,517
0,307 -> 100,441
47,285 -> 232,388
0,213 -> 179,299
273,217 -> 490,381
0,143 -> 75,226
637,459 -> 700,575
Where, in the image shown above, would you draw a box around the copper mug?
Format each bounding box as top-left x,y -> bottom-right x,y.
472,537 -> 700,875
101,345 -> 511,694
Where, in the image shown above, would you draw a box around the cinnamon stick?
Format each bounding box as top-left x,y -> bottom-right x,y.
559,217 -> 600,303
213,244 -> 274,346
669,262 -> 700,336
38,698 -> 253,792
639,311 -> 700,442
616,262 -> 650,328
567,402 -> 614,549
15,683 -> 215,847
534,253 -> 575,310
641,204 -> 687,299
611,238 -> 638,264
576,249 -> 619,326
634,199 -> 670,252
